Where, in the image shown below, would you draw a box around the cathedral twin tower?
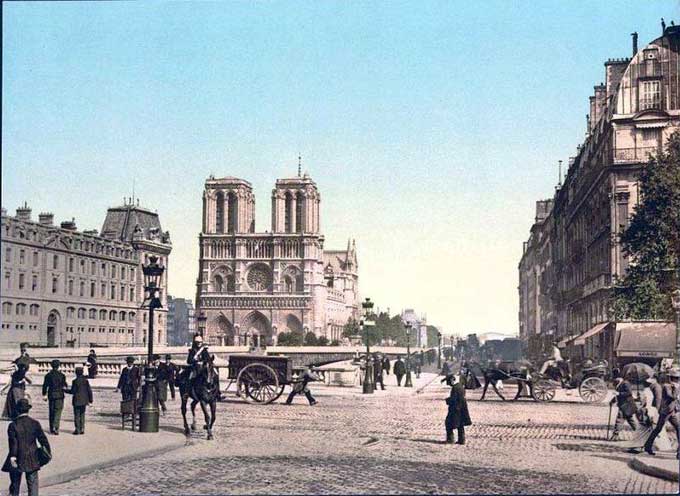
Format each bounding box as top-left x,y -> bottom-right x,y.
195,172 -> 359,347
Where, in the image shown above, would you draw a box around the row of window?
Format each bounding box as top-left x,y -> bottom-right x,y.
2,302 -> 40,316
3,247 -> 137,281
0,323 -> 38,331
4,270 -> 137,301
65,326 -> 135,334
65,307 -> 137,321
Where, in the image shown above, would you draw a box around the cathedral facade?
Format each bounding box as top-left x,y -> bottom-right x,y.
195,173 -> 359,346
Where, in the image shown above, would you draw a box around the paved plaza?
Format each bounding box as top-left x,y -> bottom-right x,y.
0,372 -> 673,495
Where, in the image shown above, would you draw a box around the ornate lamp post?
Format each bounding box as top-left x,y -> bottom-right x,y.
139,256 -> 164,433
362,298 -> 375,394
404,322 -> 413,387
672,289 -> 680,367
437,331 -> 442,370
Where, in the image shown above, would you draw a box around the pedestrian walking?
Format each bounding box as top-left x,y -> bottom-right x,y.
155,354 -> 171,414
415,361 -> 422,379
1,399 -> 50,496
445,374 -> 471,445
41,360 -> 67,435
1,364 -> 32,421
382,355 -> 391,376
164,354 -> 178,400
609,377 -> 639,440
13,343 -> 32,371
116,356 -> 141,402
643,368 -> 680,459
86,350 -> 98,379
394,357 -> 406,386
285,367 -> 320,405
373,355 -> 385,390
65,367 -> 93,435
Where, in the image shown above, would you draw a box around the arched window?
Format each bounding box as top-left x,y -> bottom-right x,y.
66,307 -> 75,318
215,191 -> 224,233
284,192 -> 293,233
295,192 -> 304,233
214,275 -> 224,293
295,274 -> 304,293
227,192 -> 237,233
109,310 -> 116,321
29,304 -> 39,316
129,312 -> 136,321
120,311 -> 126,321
89,309 -> 97,319
226,274 -> 235,292
16,303 -> 27,316
2,302 -> 12,315
77,308 -> 86,319
100,309 -> 107,320
284,276 -> 293,293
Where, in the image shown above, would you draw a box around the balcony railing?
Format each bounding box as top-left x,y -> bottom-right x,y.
613,147 -> 658,163
204,237 -> 303,259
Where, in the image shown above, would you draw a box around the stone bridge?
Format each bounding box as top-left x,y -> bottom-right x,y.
0,345 -> 438,378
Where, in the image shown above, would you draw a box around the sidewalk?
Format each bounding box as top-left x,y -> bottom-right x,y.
631,453 -> 680,482
0,421 -> 185,489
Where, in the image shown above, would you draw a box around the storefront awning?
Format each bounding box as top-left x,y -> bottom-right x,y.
557,335 -> 577,348
615,322 -> 676,358
573,322 -> 609,346
635,121 -> 668,129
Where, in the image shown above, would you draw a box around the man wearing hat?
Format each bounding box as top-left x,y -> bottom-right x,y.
41,360 -> 67,435
154,355 -> 170,415
1,398 -> 50,496
164,354 -> 178,400
644,368 -> 680,459
65,367 -> 93,435
116,356 -> 141,402
86,350 -> 98,379
445,373 -> 472,444
609,376 -> 639,440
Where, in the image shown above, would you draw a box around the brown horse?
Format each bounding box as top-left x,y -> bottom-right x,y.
177,356 -> 219,440
463,360 -> 535,401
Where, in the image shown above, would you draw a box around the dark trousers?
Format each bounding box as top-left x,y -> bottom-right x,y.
169,382 -> 176,400
285,389 -> 316,405
445,425 -> 465,444
48,398 -> 64,433
612,410 -> 639,436
396,374 -> 404,386
74,405 -> 87,433
375,375 -> 385,390
9,470 -> 38,496
644,412 -> 680,455
121,388 -> 137,402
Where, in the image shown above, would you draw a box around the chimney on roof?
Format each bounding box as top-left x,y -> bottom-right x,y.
16,203 -> 31,222
38,212 -> 54,226
631,32 -> 638,57
60,218 -> 77,231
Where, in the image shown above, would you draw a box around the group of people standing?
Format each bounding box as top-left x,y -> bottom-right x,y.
610,368 -> 680,459
115,354 -> 178,413
362,353 -> 424,389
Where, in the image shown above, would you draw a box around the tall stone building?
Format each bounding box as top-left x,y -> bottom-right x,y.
518,25 -> 680,363
167,296 -> 196,346
1,200 -> 171,348
400,309 -> 428,348
195,172 -> 360,346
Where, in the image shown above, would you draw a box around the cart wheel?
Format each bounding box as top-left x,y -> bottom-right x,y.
579,376 -> 607,403
237,363 -> 280,404
532,379 -> 556,402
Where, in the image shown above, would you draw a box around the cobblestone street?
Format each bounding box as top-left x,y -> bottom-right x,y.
16,374 -> 675,495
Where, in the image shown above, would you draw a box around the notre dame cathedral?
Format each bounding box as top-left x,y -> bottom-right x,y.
195,171 -> 359,346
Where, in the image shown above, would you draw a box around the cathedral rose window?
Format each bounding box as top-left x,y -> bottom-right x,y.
247,264 -> 272,291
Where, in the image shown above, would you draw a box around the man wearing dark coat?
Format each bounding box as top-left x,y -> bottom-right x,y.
66,367 -> 93,435
86,350 -> 98,379
285,367 -> 320,405
41,360 -> 67,435
154,355 -> 171,414
187,334 -> 211,382
2,399 -> 50,496
373,355 -> 385,390
115,356 -> 141,402
610,377 -> 638,440
644,369 -> 680,458
394,357 -> 406,386
445,374 -> 471,445
382,356 -> 391,375
163,354 -> 178,400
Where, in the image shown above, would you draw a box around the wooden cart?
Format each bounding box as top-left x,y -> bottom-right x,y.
227,354 -> 294,404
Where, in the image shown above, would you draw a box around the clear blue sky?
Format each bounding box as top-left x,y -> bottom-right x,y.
3,1 -> 677,336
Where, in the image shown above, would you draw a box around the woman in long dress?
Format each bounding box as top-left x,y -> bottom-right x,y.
1,364 -> 32,421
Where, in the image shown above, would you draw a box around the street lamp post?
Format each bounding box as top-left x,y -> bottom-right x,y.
362,298 -> 375,394
139,256 -> 164,433
671,289 -> 680,367
405,322 -> 413,387
437,332 -> 442,371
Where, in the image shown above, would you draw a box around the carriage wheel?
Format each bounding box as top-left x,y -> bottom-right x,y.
531,379 -> 556,402
579,376 -> 607,403
236,364 -> 280,404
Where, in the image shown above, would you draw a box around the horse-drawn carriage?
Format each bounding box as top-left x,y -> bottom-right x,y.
531,359 -> 609,403
227,354 -> 295,404
465,358 -> 609,403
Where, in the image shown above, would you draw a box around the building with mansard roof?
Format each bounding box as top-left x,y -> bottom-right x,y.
0,200 -> 171,348
195,172 -> 359,346
519,25 -> 680,364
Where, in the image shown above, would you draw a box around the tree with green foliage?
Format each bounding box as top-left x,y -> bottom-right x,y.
277,329 -> 304,346
613,130 -> 680,321
426,326 -> 440,347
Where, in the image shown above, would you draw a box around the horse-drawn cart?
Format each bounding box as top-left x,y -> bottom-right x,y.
531,360 -> 609,403
227,354 -> 294,404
